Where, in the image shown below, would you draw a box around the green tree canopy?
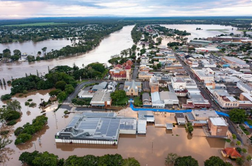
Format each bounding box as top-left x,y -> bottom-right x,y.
204,156 -> 232,166
110,90 -> 126,103
229,109 -> 246,124
174,156 -> 198,166
122,157 -> 140,166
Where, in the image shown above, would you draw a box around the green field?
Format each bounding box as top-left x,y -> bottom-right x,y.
3,22 -> 67,27
206,29 -> 229,32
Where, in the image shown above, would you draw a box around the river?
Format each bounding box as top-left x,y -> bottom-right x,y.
0,25 -> 134,80
0,38 -> 72,55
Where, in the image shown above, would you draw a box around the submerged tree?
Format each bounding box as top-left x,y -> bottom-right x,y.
165,153 -> 178,166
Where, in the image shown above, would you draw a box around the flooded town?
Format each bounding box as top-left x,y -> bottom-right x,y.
1,8 -> 252,166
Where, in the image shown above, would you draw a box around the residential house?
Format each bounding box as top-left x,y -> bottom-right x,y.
142,93 -> 152,107
221,148 -> 242,159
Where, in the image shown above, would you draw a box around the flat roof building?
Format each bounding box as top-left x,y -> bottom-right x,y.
55,112 -> 137,145
160,91 -> 179,105
90,90 -> 111,107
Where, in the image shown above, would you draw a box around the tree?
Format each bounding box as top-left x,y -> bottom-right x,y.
7,100 -> 21,112
1,94 -> 11,101
232,134 -> 237,140
42,47 -> 47,55
174,156 -> 198,166
32,151 -> 58,166
57,91 -> 67,102
246,155 -> 252,161
165,153 -> 178,166
3,49 -> 11,58
122,157 -> 140,166
236,157 -> 244,166
229,109 -> 246,123
110,90 -> 127,103
204,156 -> 232,166
0,136 -> 12,151
55,81 -> 67,91
65,84 -> 75,95
236,140 -> 241,146
98,154 -> 123,166
242,148 -> 247,153
186,122 -> 194,134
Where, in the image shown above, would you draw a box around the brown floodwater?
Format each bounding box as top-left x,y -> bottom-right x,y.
0,93 -> 243,166
0,25 -> 134,81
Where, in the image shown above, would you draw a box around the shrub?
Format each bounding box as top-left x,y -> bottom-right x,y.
29,102 -> 37,107
7,120 -> 17,126
5,111 -> 21,121
0,130 -> 9,135
14,127 -> 24,136
25,101 -> 30,106
1,94 -> 12,101
15,133 -> 32,145
27,99 -> 33,102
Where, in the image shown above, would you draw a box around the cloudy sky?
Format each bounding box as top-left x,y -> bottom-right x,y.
0,0 -> 252,19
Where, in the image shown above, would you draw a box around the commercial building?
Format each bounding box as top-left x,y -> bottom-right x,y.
90,90 -> 111,107
109,63 -> 131,80
55,112 -> 137,145
183,94 -> 211,109
212,89 -> 239,108
201,59 -> 216,68
237,81 -> 252,94
91,82 -> 108,92
151,92 -> 165,108
124,80 -> 142,96
160,91 -> 179,105
138,71 -> 153,81
138,111 -> 155,123
208,117 -> 228,137
222,56 -> 249,68
171,77 -> 186,90
78,90 -> 94,99
195,47 -> 219,53
192,68 -> 215,83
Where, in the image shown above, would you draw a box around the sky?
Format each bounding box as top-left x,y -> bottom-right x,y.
0,0 -> 252,19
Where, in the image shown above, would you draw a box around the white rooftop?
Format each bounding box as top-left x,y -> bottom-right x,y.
209,117 -> 228,126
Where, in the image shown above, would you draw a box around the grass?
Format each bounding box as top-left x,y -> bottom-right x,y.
3,22 -> 67,27
134,96 -> 143,107
206,29 -> 229,32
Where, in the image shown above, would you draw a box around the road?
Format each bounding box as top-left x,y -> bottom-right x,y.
132,63 -> 139,80
175,53 -> 222,111
63,80 -> 101,104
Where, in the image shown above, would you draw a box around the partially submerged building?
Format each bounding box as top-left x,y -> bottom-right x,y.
55,112 -> 137,145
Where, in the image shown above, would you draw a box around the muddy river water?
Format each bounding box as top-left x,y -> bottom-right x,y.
0,24 -> 249,166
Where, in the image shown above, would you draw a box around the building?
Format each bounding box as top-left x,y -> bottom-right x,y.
189,40 -> 212,46
183,94 -> 211,109
213,89 -> 239,108
192,68 -> 215,83
90,90 -> 111,107
142,81 -> 150,92
137,120 -> 147,134
124,80 -> 142,96
91,82 -> 108,92
175,113 -> 186,125
151,92 -> 165,108
142,93 -> 152,107
191,110 -> 218,121
138,71 -> 153,81
138,111 -> 155,122
195,47 -> 219,52
78,90 -> 94,98
201,59 -> 216,68
222,56 -> 249,68
237,81 -> 252,94
171,77 -> 186,90
208,117 -> 228,137
109,64 -> 131,80
221,147 -> 242,159
160,91 -> 179,105
55,112 -> 137,145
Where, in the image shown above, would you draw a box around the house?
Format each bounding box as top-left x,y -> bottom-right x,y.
142,93 -> 152,107
143,81 -> 150,92
124,80 -> 142,96
175,113 -> 186,125
208,117 -> 228,137
221,147 -> 242,159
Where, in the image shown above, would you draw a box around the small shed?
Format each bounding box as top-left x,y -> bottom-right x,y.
166,123 -> 173,130
175,113 -> 186,125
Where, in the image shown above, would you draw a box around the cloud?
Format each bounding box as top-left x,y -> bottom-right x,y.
0,0 -> 252,19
